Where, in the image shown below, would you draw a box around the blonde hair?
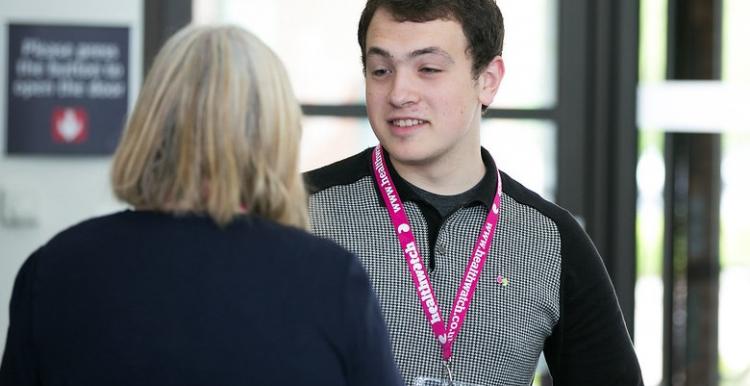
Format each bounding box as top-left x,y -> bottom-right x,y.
111,25 -> 308,228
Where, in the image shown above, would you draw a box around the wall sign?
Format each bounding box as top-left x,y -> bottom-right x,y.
6,23 -> 129,155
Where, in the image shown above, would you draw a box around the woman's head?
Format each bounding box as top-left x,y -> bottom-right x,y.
112,25 -> 307,228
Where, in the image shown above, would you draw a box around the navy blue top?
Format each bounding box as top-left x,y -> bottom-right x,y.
1,210 -> 402,386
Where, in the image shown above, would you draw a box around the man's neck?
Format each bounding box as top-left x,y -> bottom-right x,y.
389,149 -> 486,196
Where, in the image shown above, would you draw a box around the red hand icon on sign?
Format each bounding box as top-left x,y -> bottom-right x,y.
51,107 -> 89,144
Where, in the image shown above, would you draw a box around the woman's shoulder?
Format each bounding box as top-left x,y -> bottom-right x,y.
250,216 -> 357,264
35,210 -> 358,277
43,210 -> 133,246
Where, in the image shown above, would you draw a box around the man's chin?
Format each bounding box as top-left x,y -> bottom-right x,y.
383,145 -> 436,167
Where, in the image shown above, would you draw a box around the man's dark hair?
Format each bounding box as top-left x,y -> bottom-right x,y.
357,0 -> 504,78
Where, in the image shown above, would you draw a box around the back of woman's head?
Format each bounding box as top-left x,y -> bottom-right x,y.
112,25 -> 308,228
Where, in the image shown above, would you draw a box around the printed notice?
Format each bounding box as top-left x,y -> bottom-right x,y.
6,24 -> 129,155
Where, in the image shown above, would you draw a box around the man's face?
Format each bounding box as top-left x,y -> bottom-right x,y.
364,8 -> 496,167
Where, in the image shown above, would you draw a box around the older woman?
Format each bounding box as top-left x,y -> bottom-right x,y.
0,25 -> 402,386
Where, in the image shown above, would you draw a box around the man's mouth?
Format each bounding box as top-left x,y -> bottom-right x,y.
390,119 -> 426,128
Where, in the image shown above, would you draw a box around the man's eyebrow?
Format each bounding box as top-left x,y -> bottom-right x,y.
366,47 -> 392,59
365,46 -> 454,63
409,47 -> 454,63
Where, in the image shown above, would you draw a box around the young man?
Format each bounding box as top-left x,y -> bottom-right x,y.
305,0 -> 643,385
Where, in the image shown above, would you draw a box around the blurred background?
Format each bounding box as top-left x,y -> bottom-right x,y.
0,0 -> 747,384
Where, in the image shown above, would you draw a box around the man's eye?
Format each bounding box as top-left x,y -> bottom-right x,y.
420,67 -> 442,74
371,68 -> 390,77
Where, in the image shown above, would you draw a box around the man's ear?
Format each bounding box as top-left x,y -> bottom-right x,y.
479,56 -> 505,107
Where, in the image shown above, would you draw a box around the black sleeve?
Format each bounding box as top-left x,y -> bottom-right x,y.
0,251 -> 41,386
543,214 -> 643,385
342,256 -> 404,386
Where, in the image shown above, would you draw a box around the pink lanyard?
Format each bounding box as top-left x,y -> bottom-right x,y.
371,145 -> 503,363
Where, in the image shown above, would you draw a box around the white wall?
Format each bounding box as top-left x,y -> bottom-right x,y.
0,0 -> 142,354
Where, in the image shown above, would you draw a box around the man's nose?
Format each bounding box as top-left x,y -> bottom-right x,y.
388,71 -> 419,108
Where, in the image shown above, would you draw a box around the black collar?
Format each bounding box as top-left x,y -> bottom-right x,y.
368,146 -> 499,210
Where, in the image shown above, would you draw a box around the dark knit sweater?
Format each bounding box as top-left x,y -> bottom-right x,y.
0,210 -> 402,386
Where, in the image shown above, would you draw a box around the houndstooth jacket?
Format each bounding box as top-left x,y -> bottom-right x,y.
305,147 -> 643,386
